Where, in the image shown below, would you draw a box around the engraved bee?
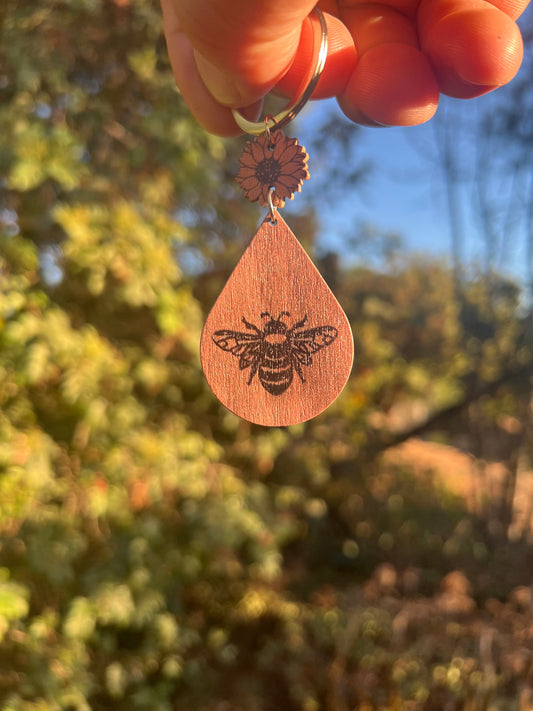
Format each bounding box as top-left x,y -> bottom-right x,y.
212,312 -> 337,395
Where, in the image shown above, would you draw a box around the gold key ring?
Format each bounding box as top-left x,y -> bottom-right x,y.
231,7 -> 328,136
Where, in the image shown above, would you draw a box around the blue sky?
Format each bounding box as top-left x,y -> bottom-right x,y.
290,8 -> 532,291
298,90 -> 530,282
305,111 -> 450,254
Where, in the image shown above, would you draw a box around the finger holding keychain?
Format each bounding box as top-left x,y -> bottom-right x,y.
160,0 -> 530,135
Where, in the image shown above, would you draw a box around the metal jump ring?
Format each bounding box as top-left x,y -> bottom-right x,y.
266,186 -> 278,222
264,114 -> 275,144
232,7 -> 328,136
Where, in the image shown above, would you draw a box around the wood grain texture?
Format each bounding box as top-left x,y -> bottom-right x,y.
200,213 -> 354,427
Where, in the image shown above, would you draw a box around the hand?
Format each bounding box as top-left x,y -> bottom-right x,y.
161,0 -> 530,136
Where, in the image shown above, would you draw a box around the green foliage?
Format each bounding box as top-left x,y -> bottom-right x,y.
1,1 -> 532,710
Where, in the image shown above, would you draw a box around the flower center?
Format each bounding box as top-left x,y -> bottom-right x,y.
256,157 -> 281,185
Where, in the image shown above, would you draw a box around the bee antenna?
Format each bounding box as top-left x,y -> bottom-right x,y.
278,311 -> 290,320
260,312 -> 271,319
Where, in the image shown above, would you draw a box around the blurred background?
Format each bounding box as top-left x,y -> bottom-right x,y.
0,2 -> 532,709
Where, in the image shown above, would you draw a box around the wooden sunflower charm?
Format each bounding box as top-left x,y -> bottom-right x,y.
235,130 -> 310,208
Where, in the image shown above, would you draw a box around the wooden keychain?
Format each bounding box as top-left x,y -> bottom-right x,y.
200,8 -> 354,427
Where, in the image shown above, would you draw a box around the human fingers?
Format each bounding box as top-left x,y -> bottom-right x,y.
161,0 -> 251,135
418,0 -> 527,98
164,0 -> 316,109
274,11 -> 357,101
162,0 -> 358,134
163,0 -> 530,134
468,0 -> 529,19
336,2 -> 440,126
327,0 -> 528,126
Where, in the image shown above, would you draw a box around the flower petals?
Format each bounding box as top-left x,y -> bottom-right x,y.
235,129 -> 310,208
251,140 -> 266,163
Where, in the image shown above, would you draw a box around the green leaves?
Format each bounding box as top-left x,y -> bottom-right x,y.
127,48 -> 158,82
0,569 -> 29,643
63,597 -> 96,641
7,122 -> 86,192
55,201 -> 182,301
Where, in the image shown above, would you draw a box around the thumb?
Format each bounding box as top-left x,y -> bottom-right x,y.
165,0 -> 317,106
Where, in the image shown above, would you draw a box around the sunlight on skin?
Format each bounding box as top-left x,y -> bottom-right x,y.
161,0 -> 530,135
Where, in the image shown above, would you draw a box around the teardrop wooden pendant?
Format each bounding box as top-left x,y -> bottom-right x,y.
201,214 -> 354,426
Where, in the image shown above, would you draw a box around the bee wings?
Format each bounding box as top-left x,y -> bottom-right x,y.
212,329 -> 261,370
292,325 -> 337,365
212,322 -> 338,372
